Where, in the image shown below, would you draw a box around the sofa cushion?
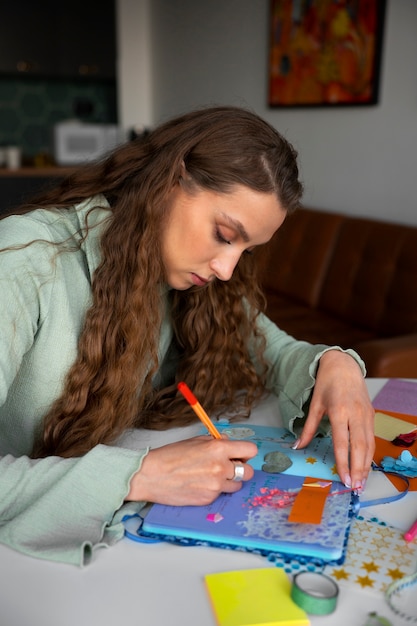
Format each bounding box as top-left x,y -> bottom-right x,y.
264,292 -> 376,347
259,208 -> 343,308
318,217 -> 417,335
259,206 -> 417,377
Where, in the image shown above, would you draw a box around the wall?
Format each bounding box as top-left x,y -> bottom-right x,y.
116,0 -> 153,132
117,0 -> 417,225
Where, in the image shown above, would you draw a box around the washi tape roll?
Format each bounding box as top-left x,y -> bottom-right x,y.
385,571 -> 417,623
291,572 -> 339,615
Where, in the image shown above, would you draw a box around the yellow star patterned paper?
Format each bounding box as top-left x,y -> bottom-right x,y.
324,516 -> 417,593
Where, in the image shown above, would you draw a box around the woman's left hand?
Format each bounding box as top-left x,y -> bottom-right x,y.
294,350 -> 375,491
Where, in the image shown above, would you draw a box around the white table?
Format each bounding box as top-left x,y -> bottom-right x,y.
1,379 -> 416,626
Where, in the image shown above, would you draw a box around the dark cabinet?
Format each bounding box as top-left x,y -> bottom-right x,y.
0,1 -> 55,76
0,170 -> 73,214
0,0 -> 116,80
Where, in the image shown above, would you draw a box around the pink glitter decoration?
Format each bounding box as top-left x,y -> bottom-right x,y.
247,487 -> 299,510
245,485 -> 352,511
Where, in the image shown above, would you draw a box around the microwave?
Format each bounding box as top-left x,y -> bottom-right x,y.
53,121 -> 124,166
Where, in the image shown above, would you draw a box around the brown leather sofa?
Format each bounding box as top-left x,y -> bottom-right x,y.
258,207 -> 417,377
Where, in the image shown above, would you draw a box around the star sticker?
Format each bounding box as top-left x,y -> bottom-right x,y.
331,568 -> 350,581
356,574 -> 375,588
377,526 -> 397,538
362,561 -> 379,573
400,556 -> 414,568
374,533 -> 394,546
387,567 -> 406,580
388,554 -> 400,565
389,548 -> 413,566
371,536 -> 389,549
398,544 -> 417,557
305,456 -> 317,465
365,548 -> 377,559
331,465 -> 338,475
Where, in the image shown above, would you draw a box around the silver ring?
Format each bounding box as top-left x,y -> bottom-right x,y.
231,463 -> 245,482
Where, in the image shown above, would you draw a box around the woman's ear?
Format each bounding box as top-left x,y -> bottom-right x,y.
178,160 -> 196,192
179,160 -> 189,181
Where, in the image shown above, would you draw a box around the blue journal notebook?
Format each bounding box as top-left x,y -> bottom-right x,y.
213,423 -> 340,481
140,469 -> 354,565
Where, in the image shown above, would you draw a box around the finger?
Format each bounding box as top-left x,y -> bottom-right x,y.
224,460 -> 254,486
221,439 -> 259,462
294,404 -> 326,449
331,424 -> 355,488
195,436 -> 258,461
346,424 -> 375,489
294,422 -> 321,449
298,402 -> 374,489
229,461 -> 245,482
331,413 -> 375,489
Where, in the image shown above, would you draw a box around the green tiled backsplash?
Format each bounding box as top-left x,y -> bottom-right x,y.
0,77 -> 117,159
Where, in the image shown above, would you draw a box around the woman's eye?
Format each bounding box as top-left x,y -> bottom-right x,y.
215,226 -> 231,245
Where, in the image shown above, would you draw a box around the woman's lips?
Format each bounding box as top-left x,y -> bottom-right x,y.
191,273 -> 209,287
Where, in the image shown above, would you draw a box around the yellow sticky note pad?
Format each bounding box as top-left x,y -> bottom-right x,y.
205,568 -> 310,626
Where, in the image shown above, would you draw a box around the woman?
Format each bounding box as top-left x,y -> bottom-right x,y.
0,106 -> 374,565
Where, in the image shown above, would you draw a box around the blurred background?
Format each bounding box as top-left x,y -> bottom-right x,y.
0,0 -> 416,226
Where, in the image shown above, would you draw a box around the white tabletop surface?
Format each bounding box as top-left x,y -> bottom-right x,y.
1,379 -> 416,626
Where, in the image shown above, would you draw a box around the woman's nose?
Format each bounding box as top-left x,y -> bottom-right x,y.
209,252 -> 241,281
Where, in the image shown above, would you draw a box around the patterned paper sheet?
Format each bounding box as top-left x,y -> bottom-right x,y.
372,379 -> 417,416
324,515 -> 417,594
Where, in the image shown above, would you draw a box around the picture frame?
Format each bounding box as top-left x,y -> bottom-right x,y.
268,0 -> 386,107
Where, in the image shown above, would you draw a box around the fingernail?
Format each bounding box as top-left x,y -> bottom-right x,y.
354,480 -> 363,491
291,438 -> 300,450
344,475 -> 352,489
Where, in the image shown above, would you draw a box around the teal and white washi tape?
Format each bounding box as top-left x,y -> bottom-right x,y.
385,571 -> 417,623
291,572 -> 339,615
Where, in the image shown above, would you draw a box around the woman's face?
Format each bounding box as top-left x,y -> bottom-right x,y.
161,183 -> 286,290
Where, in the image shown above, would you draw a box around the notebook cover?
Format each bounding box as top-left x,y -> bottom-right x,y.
141,470 -> 353,564
204,423 -> 340,481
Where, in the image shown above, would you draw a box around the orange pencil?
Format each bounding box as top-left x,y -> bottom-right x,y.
177,381 -> 222,439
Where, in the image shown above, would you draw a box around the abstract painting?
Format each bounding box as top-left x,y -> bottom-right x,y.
268,0 -> 386,107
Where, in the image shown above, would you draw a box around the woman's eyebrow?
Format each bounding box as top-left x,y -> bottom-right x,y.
219,212 -> 250,242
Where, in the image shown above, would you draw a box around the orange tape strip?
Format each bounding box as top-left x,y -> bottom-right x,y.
288,477 -> 332,524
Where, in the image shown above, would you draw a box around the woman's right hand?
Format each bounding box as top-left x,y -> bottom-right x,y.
125,436 -> 258,506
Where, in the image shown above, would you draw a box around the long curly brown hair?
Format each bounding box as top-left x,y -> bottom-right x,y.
7,106 -> 303,458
